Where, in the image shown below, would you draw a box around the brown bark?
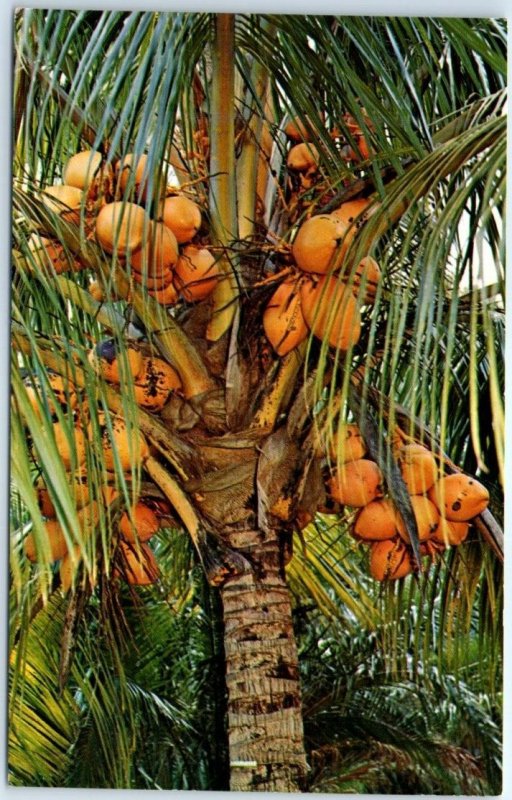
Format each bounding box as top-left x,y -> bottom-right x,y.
220,527 -> 308,792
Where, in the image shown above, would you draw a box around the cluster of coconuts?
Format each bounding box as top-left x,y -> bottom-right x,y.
29,148 -> 221,306
316,423 -> 490,581
263,197 -> 380,357
22,371 -> 165,590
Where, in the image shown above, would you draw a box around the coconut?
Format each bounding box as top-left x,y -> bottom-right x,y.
398,495 -> 440,544
35,472 -> 91,518
159,195 -> 202,244
369,539 -> 413,581
63,150 -> 103,190
41,185 -> 84,224
148,282 -> 180,306
432,518 -> 470,547
427,473 -> 489,521
300,275 -> 361,350
95,201 -> 148,255
27,233 -> 83,275
174,246 -> 220,302
354,498 -> 405,541
119,502 -> 160,543
59,544 -> 83,593
24,371 -> 78,419
88,339 -> 143,384
287,143 -> 320,172
263,278 -> 308,356
331,198 -> 370,228
116,152 -> 159,202
284,115 -> 322,142
24,519 -> 69,563
96,414 -> 150,472
292,214 -> 349,274
352,256 -> 381,304
45,421 -> 87,471
330,423 -> 367,462
398,444 -> 438,495
131,221 -> 179,278
117,541 -> 160,585
327,458 -> 384,507
133,356 -> 182,412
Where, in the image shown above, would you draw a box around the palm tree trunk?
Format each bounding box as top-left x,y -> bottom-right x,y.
220,527 -> 308,792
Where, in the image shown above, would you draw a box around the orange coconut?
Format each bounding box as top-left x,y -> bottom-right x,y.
132,269 -> 175,291
63,150 -> 103,190
369,538 -> 413,581
59,544 -> 82,593
331,198 -> 371,228
88,339 -> 144,384
354,498 -> 405,541
398,495 -> 440,544
159,195 -> 202,244
432,518 -> 470,547
174,246 -> 220,302
300,275 -> 361,350
263,278 -> 308,356
352,256 -> 381,304
27,233 -> 83,275
117,541 -> 160,585
119,502 -> 160,543
116,152 -> 159,202
327,458 -> 384,507
41,185 -> 84,224
35,473 -> 91,518
43,420 -> 87,471
24,519 -> 69,563
284,115 -> 321,142
133,356 -> 182,412
427,473 -> 489,521
95,201 -> 148,255
24,372 -> 77,419
292,214 -> 349,274
148,282 -> 179,306
329,423 -> 367,462
398,444 -> 438,495
287,142 -> 320,172
131,221 -> 179,278
96,414 -> 150,472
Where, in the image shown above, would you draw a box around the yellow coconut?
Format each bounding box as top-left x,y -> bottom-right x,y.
398,495 -> 440,544
292,214 -> 349,274
116,152 -> 159,202
133,356 -> 182,412
432,518 -> 470,547
327,458 -> 384,507
24,372 -> 77,419
354,498 -> 405,541
131,221 -> 179,278
398,444 -> 438,495
263,278 -> 308,356
369,538 -> 413,581
119,502 -> 160,544
287,142 -> 320,172
300,275 -> 361,350
159,195 -> 202,244
174,246 -> 220,302
88,339 -> 144,384
41,185 -> 84,224
63,150 -> 103,190
95,201 -> 148,255
330,423 -> 367,462
427,473 -> 489,522
117,541 -> 160,585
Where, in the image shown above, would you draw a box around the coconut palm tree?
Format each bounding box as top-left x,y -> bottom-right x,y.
10,11 -> 505,792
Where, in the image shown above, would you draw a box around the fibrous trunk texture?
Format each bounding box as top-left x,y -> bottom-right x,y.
220,528 -> 308,792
